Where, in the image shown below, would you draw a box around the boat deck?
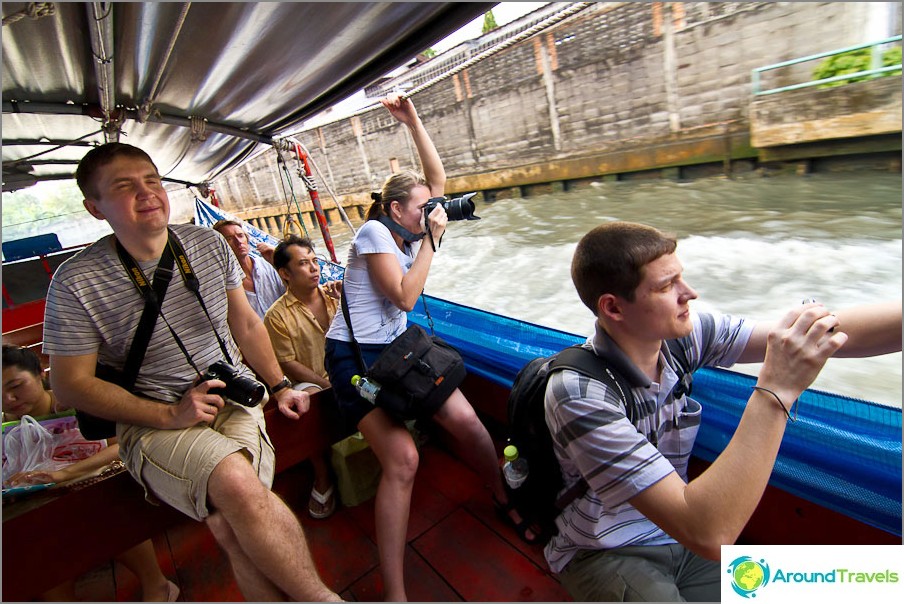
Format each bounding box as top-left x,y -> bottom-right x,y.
66,439 -> 572,602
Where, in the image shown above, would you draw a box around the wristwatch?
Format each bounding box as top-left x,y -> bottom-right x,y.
269,376 -> 292,395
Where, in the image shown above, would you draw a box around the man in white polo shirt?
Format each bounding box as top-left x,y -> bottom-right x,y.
213,219 -> 285,319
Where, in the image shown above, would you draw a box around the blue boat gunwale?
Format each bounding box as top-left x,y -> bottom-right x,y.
199,197 -> 904,538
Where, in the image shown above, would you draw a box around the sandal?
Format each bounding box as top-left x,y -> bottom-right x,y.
493,495 -> 544,545
308,484 -> 336,519
165,580 -> 180,602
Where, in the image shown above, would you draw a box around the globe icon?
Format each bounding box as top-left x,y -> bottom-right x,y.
733,560 -> 765,592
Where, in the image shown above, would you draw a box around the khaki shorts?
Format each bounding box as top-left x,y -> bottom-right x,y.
117,401 -> 275,521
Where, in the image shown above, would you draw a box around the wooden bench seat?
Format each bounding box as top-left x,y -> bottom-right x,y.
1,389 -> 347,602
1,322 -> 44,348
2,321 -> 49,369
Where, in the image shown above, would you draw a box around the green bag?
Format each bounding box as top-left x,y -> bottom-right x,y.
330,432 -> 381,507
329,421 -> 426,508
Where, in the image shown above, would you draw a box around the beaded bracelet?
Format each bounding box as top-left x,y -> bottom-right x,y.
752,386 -> 798,422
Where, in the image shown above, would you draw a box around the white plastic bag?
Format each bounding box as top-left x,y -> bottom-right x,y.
1,415 -> 88,487
2,415 -> 56,485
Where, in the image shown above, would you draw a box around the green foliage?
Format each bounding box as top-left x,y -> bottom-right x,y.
482,10 -> 498,34
883,46 -> 902,69
812,46 -> 902,88
1,180 -> 103,244
422,48 -> 436,59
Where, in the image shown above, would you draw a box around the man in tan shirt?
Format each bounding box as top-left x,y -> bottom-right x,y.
264,235 -> 341,518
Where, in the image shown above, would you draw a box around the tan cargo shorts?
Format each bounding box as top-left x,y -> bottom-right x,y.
117,400 -> 275,521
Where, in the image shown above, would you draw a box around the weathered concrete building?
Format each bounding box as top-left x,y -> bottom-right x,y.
172,2 -> 901,235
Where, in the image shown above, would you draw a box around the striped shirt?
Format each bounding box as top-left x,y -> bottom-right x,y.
43,223 -> 252,403
543,311 -> 753,573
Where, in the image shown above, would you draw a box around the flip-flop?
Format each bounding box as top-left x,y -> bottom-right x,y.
493,495 -> 544,545
308,484 -> 337,519
165,580 -> 180,602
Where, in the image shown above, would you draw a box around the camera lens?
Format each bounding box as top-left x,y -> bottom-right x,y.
445,198 -> 471,221
430,192 -> 480,222
202,361 -> 266,407
228,376 -> 266,407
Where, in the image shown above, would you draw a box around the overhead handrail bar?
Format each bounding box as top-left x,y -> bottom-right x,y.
2,101 -> 274,145
86,2 -> 118,141
2,129 -> 104,165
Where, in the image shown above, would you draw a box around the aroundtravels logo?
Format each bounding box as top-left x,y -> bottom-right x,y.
723,546 -> 903,603
727,556 -> 771,598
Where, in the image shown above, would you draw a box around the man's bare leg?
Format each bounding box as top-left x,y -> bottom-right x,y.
206,452 -> 341,602
206,510 -> 288,601
115,538 -> 174,601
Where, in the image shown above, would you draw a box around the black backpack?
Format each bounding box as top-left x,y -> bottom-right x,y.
504,342 -> 692,544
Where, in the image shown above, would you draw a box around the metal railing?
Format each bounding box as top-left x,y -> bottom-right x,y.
752,35 -> 902,96
364,2 -> 587,100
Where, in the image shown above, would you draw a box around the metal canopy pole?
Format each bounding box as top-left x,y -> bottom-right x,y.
86,2 -> 118,142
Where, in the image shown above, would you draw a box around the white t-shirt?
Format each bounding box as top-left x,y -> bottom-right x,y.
325,219 -> 419,344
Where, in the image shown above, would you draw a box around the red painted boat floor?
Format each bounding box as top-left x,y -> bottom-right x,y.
70,442 -> 571,602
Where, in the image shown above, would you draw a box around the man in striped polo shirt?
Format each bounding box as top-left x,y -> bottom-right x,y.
43,143 -> 340,602
545,221 -> 901,601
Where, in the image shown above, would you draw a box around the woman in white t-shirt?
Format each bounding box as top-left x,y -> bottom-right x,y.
325,96 -> 530,601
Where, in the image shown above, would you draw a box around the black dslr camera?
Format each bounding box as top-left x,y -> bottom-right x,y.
424,192 -> 481,222
199,361 -> 266,407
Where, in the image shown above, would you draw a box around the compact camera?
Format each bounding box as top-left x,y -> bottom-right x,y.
424,192 -> 481,222
199,361 -> 266,407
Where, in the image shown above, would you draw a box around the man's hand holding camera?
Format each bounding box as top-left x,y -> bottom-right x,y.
171,378 -> 227,428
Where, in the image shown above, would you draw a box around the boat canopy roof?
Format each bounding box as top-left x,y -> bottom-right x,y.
1,1 -> 494,191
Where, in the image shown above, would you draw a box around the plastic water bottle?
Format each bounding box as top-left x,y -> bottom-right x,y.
351,375 -> 380,405
502,444 -> 529,489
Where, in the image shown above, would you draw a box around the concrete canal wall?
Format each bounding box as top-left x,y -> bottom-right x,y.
173,2 -> 902,233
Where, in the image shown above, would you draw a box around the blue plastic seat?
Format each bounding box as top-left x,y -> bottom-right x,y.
2,233 -> 62,262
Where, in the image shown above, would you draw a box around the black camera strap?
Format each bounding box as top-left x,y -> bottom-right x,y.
115,228 -> 233,379
376,215 -> 423,243
376,213 -> 442,253
111,236 -> 175,391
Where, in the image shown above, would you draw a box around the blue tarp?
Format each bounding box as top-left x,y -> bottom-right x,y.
194,198 -> 345,283
195,198 -> 902,536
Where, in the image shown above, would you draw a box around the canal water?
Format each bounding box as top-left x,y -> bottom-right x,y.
324,171 -> 902,407
8,172 -> 897,405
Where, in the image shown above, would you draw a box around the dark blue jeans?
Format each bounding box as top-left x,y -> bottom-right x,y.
324,337 -> 388,431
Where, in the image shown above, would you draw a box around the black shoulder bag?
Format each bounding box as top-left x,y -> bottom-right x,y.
340,287 -> 466,421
